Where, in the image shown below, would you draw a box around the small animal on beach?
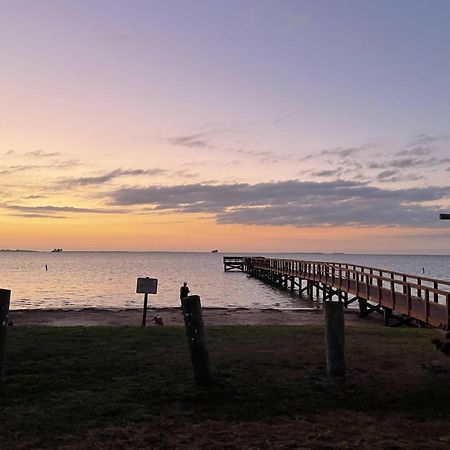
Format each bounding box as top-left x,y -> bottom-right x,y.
153,316 -> 164,326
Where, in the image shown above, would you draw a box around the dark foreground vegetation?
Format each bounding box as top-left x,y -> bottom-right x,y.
1,326 -> 449,449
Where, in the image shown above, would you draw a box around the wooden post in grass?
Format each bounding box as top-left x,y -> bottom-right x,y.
181,295 -> 212,386
0,289 -> 11,387
324,301 -> 346,379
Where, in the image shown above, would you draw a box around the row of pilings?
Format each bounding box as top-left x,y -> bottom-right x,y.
246,263 -> 344,304
245,263 -> 394,326
243,263 -> 370,325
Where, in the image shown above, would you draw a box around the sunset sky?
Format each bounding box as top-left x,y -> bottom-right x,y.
1,0 -> 450,253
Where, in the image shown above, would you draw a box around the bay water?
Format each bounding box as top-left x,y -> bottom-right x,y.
0,252 -> 449,310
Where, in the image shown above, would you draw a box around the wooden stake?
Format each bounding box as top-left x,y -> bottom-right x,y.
0,289 -> 11,387
324,301 -> 346,378
181,295 -> 212,386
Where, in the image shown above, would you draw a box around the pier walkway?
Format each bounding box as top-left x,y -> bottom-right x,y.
223,256 -> 450,330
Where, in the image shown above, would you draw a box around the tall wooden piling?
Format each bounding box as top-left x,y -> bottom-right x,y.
324,301 -> 346,378
181,295 -> 212,386
0,289 -> 11,387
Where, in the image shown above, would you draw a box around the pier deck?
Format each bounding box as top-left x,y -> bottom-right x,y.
224,256 -> 450,330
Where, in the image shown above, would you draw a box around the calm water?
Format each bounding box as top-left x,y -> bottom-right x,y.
0,252 -> 449,310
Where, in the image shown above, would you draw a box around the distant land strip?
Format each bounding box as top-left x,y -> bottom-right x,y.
0,249 -> 36,252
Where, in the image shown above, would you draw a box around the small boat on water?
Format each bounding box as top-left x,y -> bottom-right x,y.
51,248 -> 63,253
211,249 -> 219,253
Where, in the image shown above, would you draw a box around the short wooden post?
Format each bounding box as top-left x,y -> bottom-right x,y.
0,289 -> 11,387
142,293 -> 148,327
324,301 -> 346,378
181,295 -> 212,386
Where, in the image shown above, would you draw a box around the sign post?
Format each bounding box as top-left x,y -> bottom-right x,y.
136,277 -> 158,326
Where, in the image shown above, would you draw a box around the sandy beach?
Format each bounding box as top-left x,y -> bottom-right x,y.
9,307 -> 384,327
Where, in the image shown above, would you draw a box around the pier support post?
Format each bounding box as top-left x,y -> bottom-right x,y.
343,291 -> 349,307
181,295 -> 213,386
324,285 -> 333,301
0,289 -> 11,388
324,301 -> 346,379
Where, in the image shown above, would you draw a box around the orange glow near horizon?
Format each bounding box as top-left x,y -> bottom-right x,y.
0,212 -> 447,254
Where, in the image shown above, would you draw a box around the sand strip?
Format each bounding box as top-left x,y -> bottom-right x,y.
9,307 -> 383,327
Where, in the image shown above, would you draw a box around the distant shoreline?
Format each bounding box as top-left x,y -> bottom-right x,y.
0,249 -> 36,252
1,250 -> 449,256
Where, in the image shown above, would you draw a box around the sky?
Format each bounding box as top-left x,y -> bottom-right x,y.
1,0 -> 450,253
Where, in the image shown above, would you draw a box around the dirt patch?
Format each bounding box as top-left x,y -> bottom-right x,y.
57,412 -> 450,449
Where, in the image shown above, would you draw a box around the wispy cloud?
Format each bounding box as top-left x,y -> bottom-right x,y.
0,159 -> 80,176
168,133 -> 210,148
1,204 -> 128,215
60,168 -> 164,186
368,157 -> 450,170
376,169 -> 398,180
11,213 -> 67,219
3,149 -> 61,159
412,133 -> 449,146
395,146 -> 432,157
309,169 -> 341,178
300,143 -> 375,161
25,149 -> 61,158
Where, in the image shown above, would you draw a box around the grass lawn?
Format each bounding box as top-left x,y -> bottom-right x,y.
1,325 -> 450,449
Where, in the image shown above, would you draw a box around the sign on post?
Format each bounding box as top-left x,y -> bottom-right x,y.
136,277 -> 158,294
136,277 -> 158,326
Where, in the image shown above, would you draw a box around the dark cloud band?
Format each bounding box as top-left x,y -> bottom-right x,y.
109,180 -> 450,227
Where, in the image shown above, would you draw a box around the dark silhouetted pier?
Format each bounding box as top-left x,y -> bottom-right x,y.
224,256 -> 450,330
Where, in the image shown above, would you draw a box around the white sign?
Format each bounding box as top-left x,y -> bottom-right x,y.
136,277 -> 158,294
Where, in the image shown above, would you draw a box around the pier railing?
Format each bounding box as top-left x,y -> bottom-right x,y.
244,257 -> 450,330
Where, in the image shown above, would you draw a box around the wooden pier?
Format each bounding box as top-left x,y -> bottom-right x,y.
224,256 -> 450,330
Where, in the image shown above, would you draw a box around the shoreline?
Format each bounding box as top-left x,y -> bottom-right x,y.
9,307 -> 384,327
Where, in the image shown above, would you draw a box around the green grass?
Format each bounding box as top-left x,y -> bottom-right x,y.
1,326 -> 449,449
